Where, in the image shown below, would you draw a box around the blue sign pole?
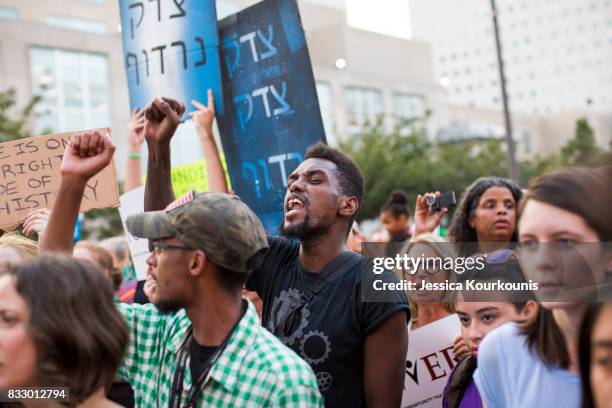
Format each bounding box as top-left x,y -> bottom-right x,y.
218,0 -> 326,233
118,0 -> 223,116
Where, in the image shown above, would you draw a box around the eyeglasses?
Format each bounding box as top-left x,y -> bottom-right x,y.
151,242 -> 195,256
469,248 -> 517,264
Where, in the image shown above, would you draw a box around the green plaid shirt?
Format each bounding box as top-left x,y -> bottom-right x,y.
117,300 -> 323,407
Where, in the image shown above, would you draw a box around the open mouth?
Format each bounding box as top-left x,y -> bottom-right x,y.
285,197 -> 306,216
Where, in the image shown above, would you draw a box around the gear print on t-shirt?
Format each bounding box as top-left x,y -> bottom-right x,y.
267,288 -> 334,391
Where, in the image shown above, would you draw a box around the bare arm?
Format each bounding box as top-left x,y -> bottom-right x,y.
39,131 -> 115,253
125,108 -> 145,192
191,89 -> 228,193
142,97 -> 185,211
413,192 -> 447,235
363,311 -> 408,407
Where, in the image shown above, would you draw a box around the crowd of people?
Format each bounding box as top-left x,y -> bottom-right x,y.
0,91 -> 611,408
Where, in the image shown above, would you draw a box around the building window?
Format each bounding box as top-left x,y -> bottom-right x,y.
46,16 -> 107,34
393,92 -> 426,135
393,92 -> 426,121
0,6 -> 18,21
522,131 -> 532,154
345,87 -> 383,133
315,82 -> 337,146
29,47 -> 111,134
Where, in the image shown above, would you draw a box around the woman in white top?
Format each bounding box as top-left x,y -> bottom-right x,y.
474,166 -> 612,407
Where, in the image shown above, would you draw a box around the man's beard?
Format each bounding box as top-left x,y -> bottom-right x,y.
154,298 -> 183,314
280,214 -> 330,241
280,213 -> 312,239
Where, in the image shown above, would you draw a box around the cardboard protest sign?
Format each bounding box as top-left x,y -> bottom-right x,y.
119,0 -> 223,116
217,0 -> 326,232
118,186 -> 149,281
402,315 -> 461,408
0,129 -> 119,231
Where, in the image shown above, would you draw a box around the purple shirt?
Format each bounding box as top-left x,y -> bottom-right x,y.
442,360 -> 483,408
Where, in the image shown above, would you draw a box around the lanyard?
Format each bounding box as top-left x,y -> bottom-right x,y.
169,304 -> 245,408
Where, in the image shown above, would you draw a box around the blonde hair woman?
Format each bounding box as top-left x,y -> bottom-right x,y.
0,232 -> 38,271
399,233 -> 456,330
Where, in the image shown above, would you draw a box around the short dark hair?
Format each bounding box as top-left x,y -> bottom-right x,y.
304,142 -> 365,225
449,177 -> 523,244
1,255 -> 128,403
214,264 -> 250,291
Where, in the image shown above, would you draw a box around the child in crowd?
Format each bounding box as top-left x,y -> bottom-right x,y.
380,190 -> 412,242
443,252 -> 537,408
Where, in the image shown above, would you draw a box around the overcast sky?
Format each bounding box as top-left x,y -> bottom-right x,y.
346,0 -> 412,39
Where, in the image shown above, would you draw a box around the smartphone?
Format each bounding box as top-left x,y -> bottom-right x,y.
426,191 -> 456,212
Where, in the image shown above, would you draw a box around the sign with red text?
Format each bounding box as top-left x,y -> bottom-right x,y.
0,129 -> 119,231
402,315 -> 461,408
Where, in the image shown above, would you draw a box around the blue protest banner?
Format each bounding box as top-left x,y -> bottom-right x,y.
119,0 -> 223,116
218,0 -> 326,233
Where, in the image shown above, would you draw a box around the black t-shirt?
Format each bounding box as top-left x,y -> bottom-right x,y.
247,237 -> 409,407
189,341 -> 219,382
107,381 -> 135,407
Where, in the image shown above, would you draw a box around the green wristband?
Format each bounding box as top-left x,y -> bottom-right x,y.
127,152 -> 142,160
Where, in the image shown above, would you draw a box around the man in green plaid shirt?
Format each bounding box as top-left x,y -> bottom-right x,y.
118,191 -> 323,407
116,298 -> 321,407
39,125 -> 322,407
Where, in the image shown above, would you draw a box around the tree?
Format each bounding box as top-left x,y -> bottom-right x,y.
561,118 -> 600,167
338,114 -> 612,223
339,114 -> 511,221
0,88 -> 41,142
521,117 -> 609,183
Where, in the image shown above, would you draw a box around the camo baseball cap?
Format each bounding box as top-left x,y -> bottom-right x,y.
126,191 -> 269,273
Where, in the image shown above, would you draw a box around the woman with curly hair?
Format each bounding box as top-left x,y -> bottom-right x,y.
414,177 -> 522,254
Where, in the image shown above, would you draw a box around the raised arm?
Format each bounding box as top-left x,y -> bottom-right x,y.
413,192 -> 447,235
143,97 -> 184,211
124,108 -> 145,192
191,89 -> 228,193
39,130 -> 115,253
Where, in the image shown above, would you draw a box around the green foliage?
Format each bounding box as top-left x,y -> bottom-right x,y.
82,207 -> 125,241
340,114 -> 511,220
561,118 -> 600,166
0,88 -> 41,142
520,117 -> 609,183
340,115 -> 609,221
